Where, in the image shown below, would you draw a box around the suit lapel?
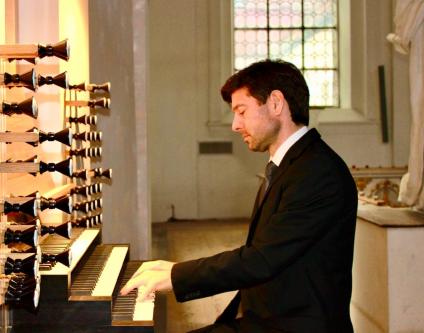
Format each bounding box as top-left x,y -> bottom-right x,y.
246,129 -> 321,245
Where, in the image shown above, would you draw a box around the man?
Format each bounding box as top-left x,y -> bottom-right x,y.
121,60 -> 358,333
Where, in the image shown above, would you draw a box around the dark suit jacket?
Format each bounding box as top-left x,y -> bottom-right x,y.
171,129 -> 357,333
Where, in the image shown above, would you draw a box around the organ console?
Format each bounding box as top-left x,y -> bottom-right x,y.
0,38 -> 159,333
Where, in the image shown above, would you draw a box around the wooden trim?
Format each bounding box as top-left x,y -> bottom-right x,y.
0,162 -> 39,173
0,132 -> 38,143
0,44 -> 37,58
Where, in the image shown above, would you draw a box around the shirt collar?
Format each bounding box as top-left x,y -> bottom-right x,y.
270,126 -> 309,166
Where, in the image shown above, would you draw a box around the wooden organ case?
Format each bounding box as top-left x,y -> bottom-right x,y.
0,40 -> 162,332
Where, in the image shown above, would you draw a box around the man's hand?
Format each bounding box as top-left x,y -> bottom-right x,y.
119,260 -> 176,301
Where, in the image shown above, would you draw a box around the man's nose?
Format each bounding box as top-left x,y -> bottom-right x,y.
232,113 -> 243,132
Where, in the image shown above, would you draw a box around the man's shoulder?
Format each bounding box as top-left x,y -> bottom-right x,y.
290,137 -> 353,183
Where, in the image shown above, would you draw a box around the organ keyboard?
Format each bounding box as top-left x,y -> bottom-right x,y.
10,229 -> 162,332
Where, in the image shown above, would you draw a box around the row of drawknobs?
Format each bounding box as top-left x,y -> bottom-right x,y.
1,156 -> 111,179
1,95 -> 109,118
1,127 -> 102,145
1,39 -> 88,93
1,39 -> 69,62
3,192 -> 104,216
0,69 -> 110,91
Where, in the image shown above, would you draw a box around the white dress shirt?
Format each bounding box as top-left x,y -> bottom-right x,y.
270,126 -> 309,167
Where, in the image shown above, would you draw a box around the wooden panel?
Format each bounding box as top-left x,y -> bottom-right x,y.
0,132 -> 38,143
0,44 -> 37,58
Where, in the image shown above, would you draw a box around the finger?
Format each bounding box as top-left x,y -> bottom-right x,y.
120,281 -> 136,296
137,282 -> 155,302
119,284 -> 132,296
120,275 -> 145,296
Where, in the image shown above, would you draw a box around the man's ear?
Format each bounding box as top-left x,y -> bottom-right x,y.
269,90 -> 285,115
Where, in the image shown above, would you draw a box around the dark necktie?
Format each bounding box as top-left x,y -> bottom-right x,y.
259,161 -> 278,203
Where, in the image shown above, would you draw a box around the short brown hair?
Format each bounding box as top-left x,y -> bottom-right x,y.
221,59 -> 309,125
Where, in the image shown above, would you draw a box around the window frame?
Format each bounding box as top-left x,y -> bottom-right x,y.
232,0 -> 340,109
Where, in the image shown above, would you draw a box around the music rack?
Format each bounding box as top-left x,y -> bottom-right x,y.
0,40 -> 161,332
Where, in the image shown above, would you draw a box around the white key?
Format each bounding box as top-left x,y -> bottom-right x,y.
133,286 -> 155,321
92,246 -> 128,297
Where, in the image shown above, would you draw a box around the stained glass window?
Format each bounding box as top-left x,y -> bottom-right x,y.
233,0 -> 339,107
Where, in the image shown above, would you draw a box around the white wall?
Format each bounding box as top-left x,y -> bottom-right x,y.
89,0 -> 151,259
319,0 -> 409,168
149,0 -> 201,221
148,0 -> 410,222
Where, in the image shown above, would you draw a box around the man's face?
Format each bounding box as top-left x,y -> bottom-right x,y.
231,87 -> 280,152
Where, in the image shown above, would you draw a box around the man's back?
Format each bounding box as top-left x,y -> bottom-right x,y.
240,128 -> 357,332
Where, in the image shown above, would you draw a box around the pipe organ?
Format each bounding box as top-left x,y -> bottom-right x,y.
0,40 -> 159,332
